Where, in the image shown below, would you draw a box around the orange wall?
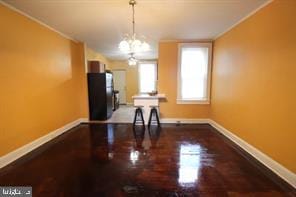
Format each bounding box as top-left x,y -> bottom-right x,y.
0,4 -> 88,156
158,42 -> 211,118
85,46 -> 112,70
211,0 -> 296,172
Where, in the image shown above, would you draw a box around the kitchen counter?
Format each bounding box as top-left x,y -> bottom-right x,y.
132,94 -> 166,125
132,94 -> 166,99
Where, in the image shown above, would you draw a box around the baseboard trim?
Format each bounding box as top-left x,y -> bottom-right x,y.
79,118 -> 210,124
209,120 -> 296,188
160,118 -> 210,124
0,117 -> 294,189
79,118 -> 89,123
0,119 -> 82,169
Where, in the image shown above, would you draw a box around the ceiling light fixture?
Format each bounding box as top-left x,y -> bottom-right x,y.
128,54 -> 137,66
119,0 -> 149,66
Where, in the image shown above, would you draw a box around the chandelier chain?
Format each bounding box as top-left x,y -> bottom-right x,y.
132,2 -> 135,36
119,0 -> 149,66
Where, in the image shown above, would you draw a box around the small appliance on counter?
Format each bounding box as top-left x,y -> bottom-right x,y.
148,90 -> 158,96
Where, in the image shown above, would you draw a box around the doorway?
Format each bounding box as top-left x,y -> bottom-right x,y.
113,70 -> 127,104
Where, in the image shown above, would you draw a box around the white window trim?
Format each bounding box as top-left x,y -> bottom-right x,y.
177,43 -> 212,105
138,61 -> 158,94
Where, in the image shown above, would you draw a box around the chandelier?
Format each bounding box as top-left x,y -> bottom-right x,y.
119,0 -> 150,65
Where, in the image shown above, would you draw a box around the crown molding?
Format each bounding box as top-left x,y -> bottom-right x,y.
0,0 -> 78,42
214,0 -> 274,40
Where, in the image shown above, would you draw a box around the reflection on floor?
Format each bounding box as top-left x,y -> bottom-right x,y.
178,144 -> 201,186
0,124 -> 293,196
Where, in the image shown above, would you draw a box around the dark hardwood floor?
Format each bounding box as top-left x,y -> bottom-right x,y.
0,123 -> 294,196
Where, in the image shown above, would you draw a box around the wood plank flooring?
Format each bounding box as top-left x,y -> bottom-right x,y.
0,124 -> 294,196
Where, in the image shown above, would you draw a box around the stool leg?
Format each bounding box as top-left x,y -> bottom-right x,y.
133,108 -> 138,126
154,108 -> 160,126
139,108 -> 145,125
148,109 -> 153,127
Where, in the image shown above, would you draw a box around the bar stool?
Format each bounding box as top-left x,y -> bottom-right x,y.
148,105 -> 160,127
133,105 -> 145,126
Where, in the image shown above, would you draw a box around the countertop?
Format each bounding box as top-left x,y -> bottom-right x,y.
132,94 -> 166,99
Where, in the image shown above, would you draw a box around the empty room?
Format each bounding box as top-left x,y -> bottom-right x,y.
0,0 -> 295,196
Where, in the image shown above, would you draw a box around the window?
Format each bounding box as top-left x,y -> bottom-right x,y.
177,43 -> 212,104
138,62 -> 157,93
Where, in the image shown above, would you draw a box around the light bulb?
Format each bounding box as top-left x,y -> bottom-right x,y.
119,40 -> 130,53
131,39 -> 141,52
128,56 -> 137,66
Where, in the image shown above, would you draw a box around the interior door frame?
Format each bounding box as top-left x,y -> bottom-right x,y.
112,69 -> 127,105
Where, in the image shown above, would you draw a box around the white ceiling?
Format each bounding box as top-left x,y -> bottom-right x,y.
3,0 -> 269,60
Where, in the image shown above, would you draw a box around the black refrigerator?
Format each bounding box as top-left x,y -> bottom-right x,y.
87,73 -> 113,120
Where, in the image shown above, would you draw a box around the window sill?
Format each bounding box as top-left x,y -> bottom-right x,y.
176,99 -> 210,105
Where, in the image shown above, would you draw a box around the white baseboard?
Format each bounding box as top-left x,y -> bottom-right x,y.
160,118 -> 210,124
0,119 -> 82,169
209,120 -> 296,188
0,117 -> 294,189
79,118 -> 89,123
80,118 -> 210,124
80,117 -> 295,188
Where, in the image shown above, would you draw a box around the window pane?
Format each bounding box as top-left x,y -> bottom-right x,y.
180,47 -> 208,100
139,63 -> 156,93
